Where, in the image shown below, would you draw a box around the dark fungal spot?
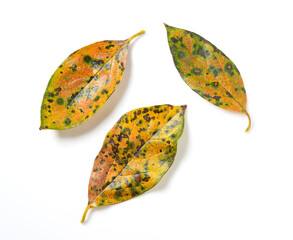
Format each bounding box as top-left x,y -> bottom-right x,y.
226,91 -> 233,98
214,96 -> 221,101
205,50 -> 210,57
178,51 -> 185,59
171,134 -> 177,139
83,55 -> 92,63
171,45 -> 177,51
71,110 -> 75,113
212,82 -> 219,87
105,44 -> 115,50
42,105 -> 47,109
224,62 -> 234,76
70,63 -> 77,71
47,99 -> 54,103
115,190 -> 122,197
56,98 -> 64,105
154,109 -> 163,114
100,159 -> 105,165
59,64 -> 63,68
143,114 -> 153,122
86,76 -> 94,84
64,118 -> 71,125
198,47 -> 207,58
93,95 -> 100,102
192,67 -> 202,76
213,70 -> 218,77
171,37 -> 178,43
134,173 -> 141,185
226,63 -> 232,70
235,88 -> 238,91
85,115 -> 89,119
112,145 -> 119,154
60,71 -> 63,74
142,176 -> 150,182
91,59 -> 104,68
67,92 -> 79,105
101,89 -> 108,94
54,87 -> 61,92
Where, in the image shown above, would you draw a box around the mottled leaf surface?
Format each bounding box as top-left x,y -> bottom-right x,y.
40,30 -> 145,130
165,24 -> 251,131
81,104 -> 186,223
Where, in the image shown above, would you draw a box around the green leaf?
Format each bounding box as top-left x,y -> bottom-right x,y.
164,23 -> 251,132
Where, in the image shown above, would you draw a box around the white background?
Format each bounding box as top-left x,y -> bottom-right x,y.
1,0 -> 293,239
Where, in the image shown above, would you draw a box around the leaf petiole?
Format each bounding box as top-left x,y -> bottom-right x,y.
127,30 -> 146,43
81,205 -> 91,223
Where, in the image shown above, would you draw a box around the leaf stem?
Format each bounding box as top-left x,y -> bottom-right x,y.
245,111 -> 251,132
81,205 -> 90,223
127,30 -> 145,43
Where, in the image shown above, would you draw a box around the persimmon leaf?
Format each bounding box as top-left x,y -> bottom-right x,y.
81,104 -> 186,223
40,30 -> 145,130
164,23 -> 251,132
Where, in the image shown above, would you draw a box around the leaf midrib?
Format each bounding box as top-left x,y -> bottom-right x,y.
93,108 -> 183,204
174,32 -> 246,113
66,40 -> 129,108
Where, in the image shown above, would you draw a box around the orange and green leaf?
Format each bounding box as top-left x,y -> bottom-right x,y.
81,104 -> 186,223
40,30 -> 145,130
164,23 -> 251,132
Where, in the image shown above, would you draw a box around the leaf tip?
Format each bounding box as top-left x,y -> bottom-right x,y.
181,105 -> 187,111
163,22 -> 170,29
39,126 -> 43,130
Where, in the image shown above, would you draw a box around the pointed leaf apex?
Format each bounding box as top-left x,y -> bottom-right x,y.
163,22 -> 170,28
181,105 -> 187,111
